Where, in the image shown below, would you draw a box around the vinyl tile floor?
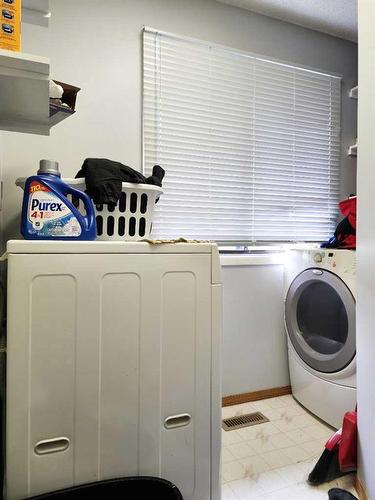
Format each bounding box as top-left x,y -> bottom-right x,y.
221,395 -> 357,499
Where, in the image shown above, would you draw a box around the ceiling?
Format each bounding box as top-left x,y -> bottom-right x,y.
216,0 -> 358,42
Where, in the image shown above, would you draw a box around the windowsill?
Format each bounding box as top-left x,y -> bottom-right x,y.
220,253 -> 286,267
219,242 -> 320,266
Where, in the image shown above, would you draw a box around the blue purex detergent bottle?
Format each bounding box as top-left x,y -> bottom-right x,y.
21,159 -> 96,240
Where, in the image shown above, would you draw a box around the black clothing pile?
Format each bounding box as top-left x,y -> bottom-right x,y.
76,158 -> 165,205
328,488 -> 358,500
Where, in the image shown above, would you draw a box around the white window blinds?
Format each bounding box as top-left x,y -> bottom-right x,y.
143,28 -> 341,242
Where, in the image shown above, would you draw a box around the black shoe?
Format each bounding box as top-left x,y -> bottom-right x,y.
328,488 -> 358,500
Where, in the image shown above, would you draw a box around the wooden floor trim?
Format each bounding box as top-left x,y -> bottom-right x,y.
222,386 -> 292,407
356,477 -> 369,500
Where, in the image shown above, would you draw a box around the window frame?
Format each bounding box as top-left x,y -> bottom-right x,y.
142,27 -> 343,245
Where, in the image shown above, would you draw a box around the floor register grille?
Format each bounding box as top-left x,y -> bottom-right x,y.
222,411 -> 269,431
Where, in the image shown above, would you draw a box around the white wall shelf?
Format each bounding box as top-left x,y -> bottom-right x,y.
348,144 -> 358,156
349,86 -> 358,99
0,49 -> 74,135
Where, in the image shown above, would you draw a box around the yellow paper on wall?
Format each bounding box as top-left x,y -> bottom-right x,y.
0,0 -> 21,52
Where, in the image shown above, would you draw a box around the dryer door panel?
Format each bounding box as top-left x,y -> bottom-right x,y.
285,268 -> 355,373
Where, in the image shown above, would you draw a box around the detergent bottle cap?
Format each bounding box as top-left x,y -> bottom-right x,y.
37,159 -> 61,177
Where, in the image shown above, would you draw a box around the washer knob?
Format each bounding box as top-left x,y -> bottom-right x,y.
313,252 -> 323,263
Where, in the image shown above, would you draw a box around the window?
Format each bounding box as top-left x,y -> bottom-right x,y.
143,28 -> 341,243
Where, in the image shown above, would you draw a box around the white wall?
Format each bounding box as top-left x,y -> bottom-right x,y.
357,1 -> 374,497
222,262 -> 288,397
1,0 -> 357,395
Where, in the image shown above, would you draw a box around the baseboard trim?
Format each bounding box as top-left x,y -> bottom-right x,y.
222,386 -> 292,407
356,477 -> 369,500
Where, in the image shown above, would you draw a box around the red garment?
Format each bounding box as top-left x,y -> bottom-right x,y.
337,196 -> 356,249
339,410 -> 357,472
339,197 -> 357,229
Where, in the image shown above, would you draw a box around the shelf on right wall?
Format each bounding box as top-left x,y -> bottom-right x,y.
349,85 -> 358,99
348,85 -> 358,157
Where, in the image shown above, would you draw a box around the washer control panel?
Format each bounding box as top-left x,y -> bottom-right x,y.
311,251 -> 336,266
308,250 -> 355,276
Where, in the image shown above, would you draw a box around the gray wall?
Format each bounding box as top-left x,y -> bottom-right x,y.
1,0 -> 357,241
0,0 -> 357,395
222,263 -> 288,397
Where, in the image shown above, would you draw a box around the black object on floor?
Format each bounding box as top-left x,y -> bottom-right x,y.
308,447 -> 344,485
328,488 -> 358,499
24,477 -> 183,500
76,158 -> 165,204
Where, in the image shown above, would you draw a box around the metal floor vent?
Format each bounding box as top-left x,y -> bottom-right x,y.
222,412 -> 269,431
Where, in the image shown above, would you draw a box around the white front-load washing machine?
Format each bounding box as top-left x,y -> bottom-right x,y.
284,248 -> 356,428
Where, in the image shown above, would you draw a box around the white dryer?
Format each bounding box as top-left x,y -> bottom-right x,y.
284,248 -> 356,428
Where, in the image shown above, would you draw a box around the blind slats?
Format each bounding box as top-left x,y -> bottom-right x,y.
143,29 -> 341,242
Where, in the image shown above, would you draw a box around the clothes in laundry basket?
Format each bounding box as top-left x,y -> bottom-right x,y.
76,158 -> 165,204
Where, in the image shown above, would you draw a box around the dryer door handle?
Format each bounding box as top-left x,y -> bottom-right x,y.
164,413 -> 192,429
34,437 -> 70,455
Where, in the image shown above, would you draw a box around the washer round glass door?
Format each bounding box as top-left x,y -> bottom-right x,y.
285,268 -> 355,373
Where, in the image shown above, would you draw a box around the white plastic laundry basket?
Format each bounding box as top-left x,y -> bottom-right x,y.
16,178 -> 163,241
